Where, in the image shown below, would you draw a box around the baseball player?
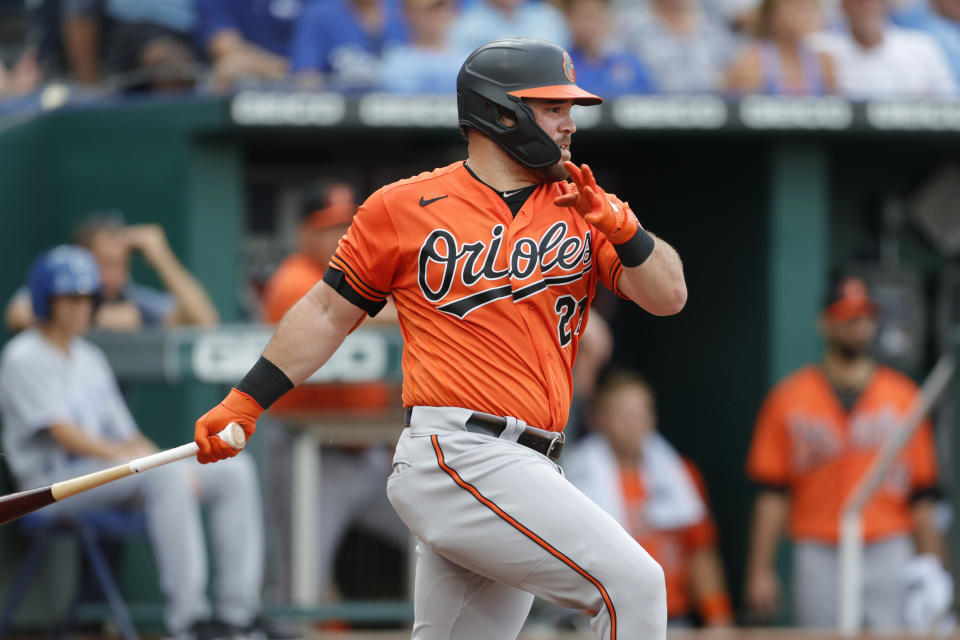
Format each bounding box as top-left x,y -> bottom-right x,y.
0,246 -> 293,640
744,275 -> 944,629
195,38 -> 687,639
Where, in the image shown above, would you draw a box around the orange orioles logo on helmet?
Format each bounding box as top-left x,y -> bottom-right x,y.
562,51 -> 576,82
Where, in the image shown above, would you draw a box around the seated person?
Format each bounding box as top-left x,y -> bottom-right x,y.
891,0 -> 960,82
450,0 -> 571,55
724,0 -> 836,94
378,0 -> 461,94
290,0 -> 408,90
62,0 -> 197,90
613,0 -> 739,93
6,212 -> 219,332
565,371 -> 733,627
194,0 -> 302,89
0,246 -> 294,640
811,0 -> 956,98
563,0 -> 655,97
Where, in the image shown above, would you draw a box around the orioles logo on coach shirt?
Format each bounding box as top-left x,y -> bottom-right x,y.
418,221 -> 593,319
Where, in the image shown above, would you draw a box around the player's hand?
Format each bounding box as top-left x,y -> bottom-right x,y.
553,162 -> 639,244
194,388 -> 261,463
744,566 -> 780,621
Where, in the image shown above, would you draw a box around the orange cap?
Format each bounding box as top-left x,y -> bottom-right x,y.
823,276 -> 877,323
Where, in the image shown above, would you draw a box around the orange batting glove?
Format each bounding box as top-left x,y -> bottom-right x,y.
194,388 -> 262,463
554,161 -> 640,244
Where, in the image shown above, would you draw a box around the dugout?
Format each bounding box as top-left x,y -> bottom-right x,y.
0,93 -> 958,629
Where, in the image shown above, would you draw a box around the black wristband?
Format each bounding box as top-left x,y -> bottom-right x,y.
237,356 -> 294,409
614,228 -> 655,268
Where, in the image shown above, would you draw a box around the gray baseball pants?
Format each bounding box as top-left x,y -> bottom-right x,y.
386,406 -> 667,640
793,536 -> 913,630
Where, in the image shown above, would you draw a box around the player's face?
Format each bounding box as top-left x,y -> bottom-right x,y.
49,295 -> 94,337
597,384 -> 656,459
526,98 -> 577,181
301,223 -> 350,266
823,314 -> 877,360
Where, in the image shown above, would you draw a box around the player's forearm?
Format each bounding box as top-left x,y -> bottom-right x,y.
261,281 -> 364,385
618,233 -> 687,316
746,490 -> 789,574
912,499 -> 946,562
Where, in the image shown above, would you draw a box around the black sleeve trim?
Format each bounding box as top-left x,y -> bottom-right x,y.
911,485 -> 945,503
237,357 -> 294,409
323,267 -> 387,316
752,481 -> 789,495
614,228 -> 655,268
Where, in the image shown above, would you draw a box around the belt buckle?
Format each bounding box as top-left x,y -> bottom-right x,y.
545,432 -> 565,461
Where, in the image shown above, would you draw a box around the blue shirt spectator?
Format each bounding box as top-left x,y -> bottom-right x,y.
291,0 -> 409,89
378,0 -> 461,93
563,0 -> 655,96
195,0 -> 302,56
450,0 -> 571,54
891,0 -> 960,80
195,0 -> 302,88
568,49 -> 655,96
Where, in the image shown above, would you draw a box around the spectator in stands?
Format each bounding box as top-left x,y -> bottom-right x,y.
0,245 -> 295,640
261,189 -> 406,604
724,0 -> 836,94
811,0 -> 957,97
378,0 -> 461,94
614,0 -> 739,93
744,275 -> 946,629
566,371 -> 734,628
5,212 -> 219,332
290,0 -> 408,90
450,0 -> 571,56
891,0 -> 960,81
62,0 -> 197,90
194,0 -> 303,90
563,0 -> 656,96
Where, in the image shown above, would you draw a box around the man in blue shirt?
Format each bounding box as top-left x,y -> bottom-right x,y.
290,0 -> 408,90
563,0 -> 655,96
378,0 -> 462,93
195,0 -> 304,89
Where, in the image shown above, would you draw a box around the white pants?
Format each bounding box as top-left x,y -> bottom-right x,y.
38,453 -> 264,634
386,407 -> 666,640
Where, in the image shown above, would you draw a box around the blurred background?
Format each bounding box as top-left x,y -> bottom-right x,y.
0,0 -> 959,637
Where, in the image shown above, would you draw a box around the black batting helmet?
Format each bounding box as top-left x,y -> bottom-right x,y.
457,38 -> 603,169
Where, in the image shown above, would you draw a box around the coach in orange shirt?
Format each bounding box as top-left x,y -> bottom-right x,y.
744,275 -> 945,630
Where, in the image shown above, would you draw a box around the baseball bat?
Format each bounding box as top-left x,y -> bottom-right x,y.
0,423 -> 246,527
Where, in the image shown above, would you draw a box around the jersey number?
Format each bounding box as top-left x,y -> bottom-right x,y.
555,295 -> 588,347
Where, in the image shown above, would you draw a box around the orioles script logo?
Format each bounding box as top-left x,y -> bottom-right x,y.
418,221 -> 593,318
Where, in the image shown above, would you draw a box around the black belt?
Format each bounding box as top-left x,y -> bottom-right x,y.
402,408 -> 565,462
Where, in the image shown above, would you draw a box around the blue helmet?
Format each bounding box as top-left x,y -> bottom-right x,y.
28,245 -> 102,320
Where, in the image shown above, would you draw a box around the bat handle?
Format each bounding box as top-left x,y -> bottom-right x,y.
216,422 -> 247,450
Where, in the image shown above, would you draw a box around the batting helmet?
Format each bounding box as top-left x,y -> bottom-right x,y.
28,245 -> 102,320
457,38 -> 602,170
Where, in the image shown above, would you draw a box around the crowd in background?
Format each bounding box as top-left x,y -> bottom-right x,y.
1,0 -> 960,102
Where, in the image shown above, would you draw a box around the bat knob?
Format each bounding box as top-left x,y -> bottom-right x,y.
216,422 -> 247,450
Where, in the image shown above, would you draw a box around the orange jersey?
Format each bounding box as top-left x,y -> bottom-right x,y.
262,253 -> 327,324
620,459 -> 718,619
262,252 -> 392,413
326,161 -> 627,430
746,365 -> 939,543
